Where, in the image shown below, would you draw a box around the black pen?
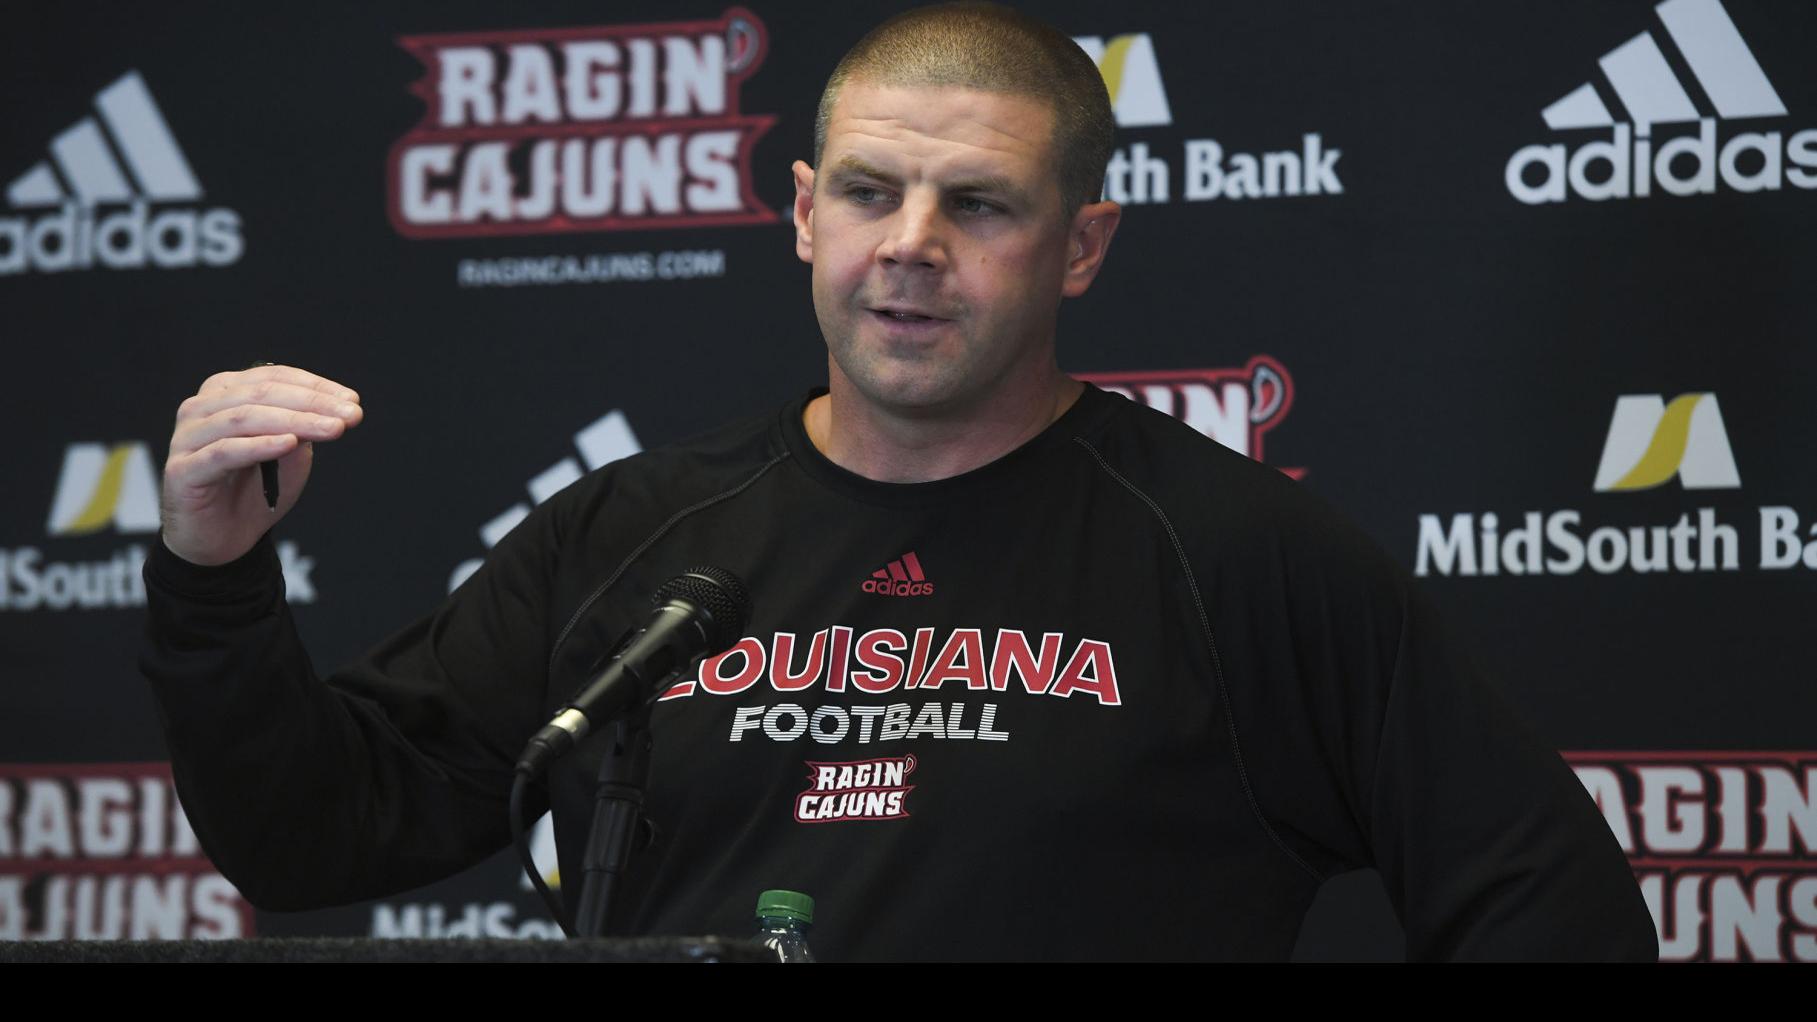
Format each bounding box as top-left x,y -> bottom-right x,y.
247,362 -> 281,511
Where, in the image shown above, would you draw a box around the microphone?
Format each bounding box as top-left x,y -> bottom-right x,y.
516,566 -> 751,777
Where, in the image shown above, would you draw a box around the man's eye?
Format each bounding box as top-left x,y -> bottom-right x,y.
848,186 -> 883,204
955,196 -> 997,216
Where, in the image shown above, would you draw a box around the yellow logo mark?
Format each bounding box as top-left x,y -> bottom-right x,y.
1609,393 -> 1704,490
62,445 -> 136,535
47,442 -> 162,536
1072,32 -> 1172,128
1592,393 -> 1741,493
1098,34 -> 1141,107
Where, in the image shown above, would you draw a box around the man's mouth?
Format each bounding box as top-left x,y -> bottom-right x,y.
870,307 -> 946,323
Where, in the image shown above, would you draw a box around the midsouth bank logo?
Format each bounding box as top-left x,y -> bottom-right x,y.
1507,0 -> 1816,204
1073,32 -> 1342,207
2,71 -> 243,275
1,443 -> 315,612
1080,357 -> 1304,479
390,9 -> 778,239
1593,393 -> 1739,492
45,443 -> 162,537
1073,34 -> 1172,128
1416,393 -> 1817,577
371,898 -> 560,940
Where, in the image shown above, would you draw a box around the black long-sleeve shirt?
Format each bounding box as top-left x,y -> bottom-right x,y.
140,384 -> 1658,960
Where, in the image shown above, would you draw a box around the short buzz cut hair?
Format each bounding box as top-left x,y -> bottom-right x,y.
812,2 -> 1116,215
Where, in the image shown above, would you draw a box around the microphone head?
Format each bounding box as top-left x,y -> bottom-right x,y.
653,566 -> 752,651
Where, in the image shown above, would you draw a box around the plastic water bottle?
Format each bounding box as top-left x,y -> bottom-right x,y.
755,889 -> 816,962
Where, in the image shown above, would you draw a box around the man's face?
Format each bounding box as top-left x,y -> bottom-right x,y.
793,83 -> 1100,416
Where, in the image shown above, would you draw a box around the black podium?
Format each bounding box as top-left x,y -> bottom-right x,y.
0,937 -> 775,963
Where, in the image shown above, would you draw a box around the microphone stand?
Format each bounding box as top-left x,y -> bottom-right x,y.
574,704 -> 657,938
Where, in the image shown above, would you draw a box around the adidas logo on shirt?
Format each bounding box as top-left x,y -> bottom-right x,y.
1506,0 -> 1817,203
1,71 -> 243,275
861,552 -> 935,598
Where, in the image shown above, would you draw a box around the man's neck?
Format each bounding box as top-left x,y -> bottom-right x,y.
803,369 -> 1084,483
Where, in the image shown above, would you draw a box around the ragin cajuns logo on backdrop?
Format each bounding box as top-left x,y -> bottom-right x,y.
1081,357 -> 1303,479
796,756 -> 917,823
388,8 -> 778,238
1566,751 -> 1817,962
0,763 -> 252,940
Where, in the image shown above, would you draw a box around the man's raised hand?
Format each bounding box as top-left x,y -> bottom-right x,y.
160,365 -> 363,566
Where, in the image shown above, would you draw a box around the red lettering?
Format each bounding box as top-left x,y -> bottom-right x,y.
851,629 -> 906,693
1051,639 -> 1122,705
988,630 -> 1064,694
699,637 -> 765,695
902,627 -> 936,689
919,629 -> 985,691
770,630 -> 827,692
825,625 -> 852,693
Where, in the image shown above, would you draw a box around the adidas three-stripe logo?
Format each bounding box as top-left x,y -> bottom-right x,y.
9,72 -> 201,208
1507,0 -> 1817,203
2,70 -> 243,274
862,552 -> 935,597
1543,0 -> 1782,130
445,410 -> 643,593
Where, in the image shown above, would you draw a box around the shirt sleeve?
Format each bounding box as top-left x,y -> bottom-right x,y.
1181,457 -> 1657,960
1359,580 -> 1658,960
137,503 -> 564,911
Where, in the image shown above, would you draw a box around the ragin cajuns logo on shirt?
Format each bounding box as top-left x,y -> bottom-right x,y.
795,755 -> 917,823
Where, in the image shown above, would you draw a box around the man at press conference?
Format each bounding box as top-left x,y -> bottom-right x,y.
139,3 -> 1658,961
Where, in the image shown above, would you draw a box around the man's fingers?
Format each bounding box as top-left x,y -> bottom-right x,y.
169,434 -> 299,489
171,404 -> 348,458
198,364 -> 359,403
178,380 -> 362,425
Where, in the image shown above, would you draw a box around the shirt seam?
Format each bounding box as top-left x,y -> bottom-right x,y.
1071,434 -> 1326,885
546,451 -> 790,678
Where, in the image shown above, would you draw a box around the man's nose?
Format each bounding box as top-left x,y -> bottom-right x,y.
877,192 -> 946,271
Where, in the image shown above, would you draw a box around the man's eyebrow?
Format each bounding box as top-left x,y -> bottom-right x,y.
829,155 -> 899,184
945,175 -> 1027,202
828,156 -> 1032,204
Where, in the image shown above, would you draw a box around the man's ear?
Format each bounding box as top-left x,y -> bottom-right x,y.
1060,200 -> 1122,299
792,160 -> 816,264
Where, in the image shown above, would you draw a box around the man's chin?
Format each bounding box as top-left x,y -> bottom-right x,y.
833,362 -> 975,417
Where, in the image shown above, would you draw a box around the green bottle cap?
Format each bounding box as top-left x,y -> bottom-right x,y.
756,889 -> 815,924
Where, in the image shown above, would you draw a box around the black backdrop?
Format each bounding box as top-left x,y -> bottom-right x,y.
4,1 -> 1813,960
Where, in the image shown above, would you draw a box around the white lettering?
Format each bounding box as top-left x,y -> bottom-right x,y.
728,705 -> 764,742
662,36 -> 725,116
438,48 -> 496,127
76,778 -> 133,859
1709,874 -> 1781,962
501,45 -> 561,125
1415,514 -> 1476,577
563,42 -> 622,119
1760,766 -> 1817,855
1573,766 -> 1635,852
1637,766 -> 1704,853
21,780 -> 74,857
